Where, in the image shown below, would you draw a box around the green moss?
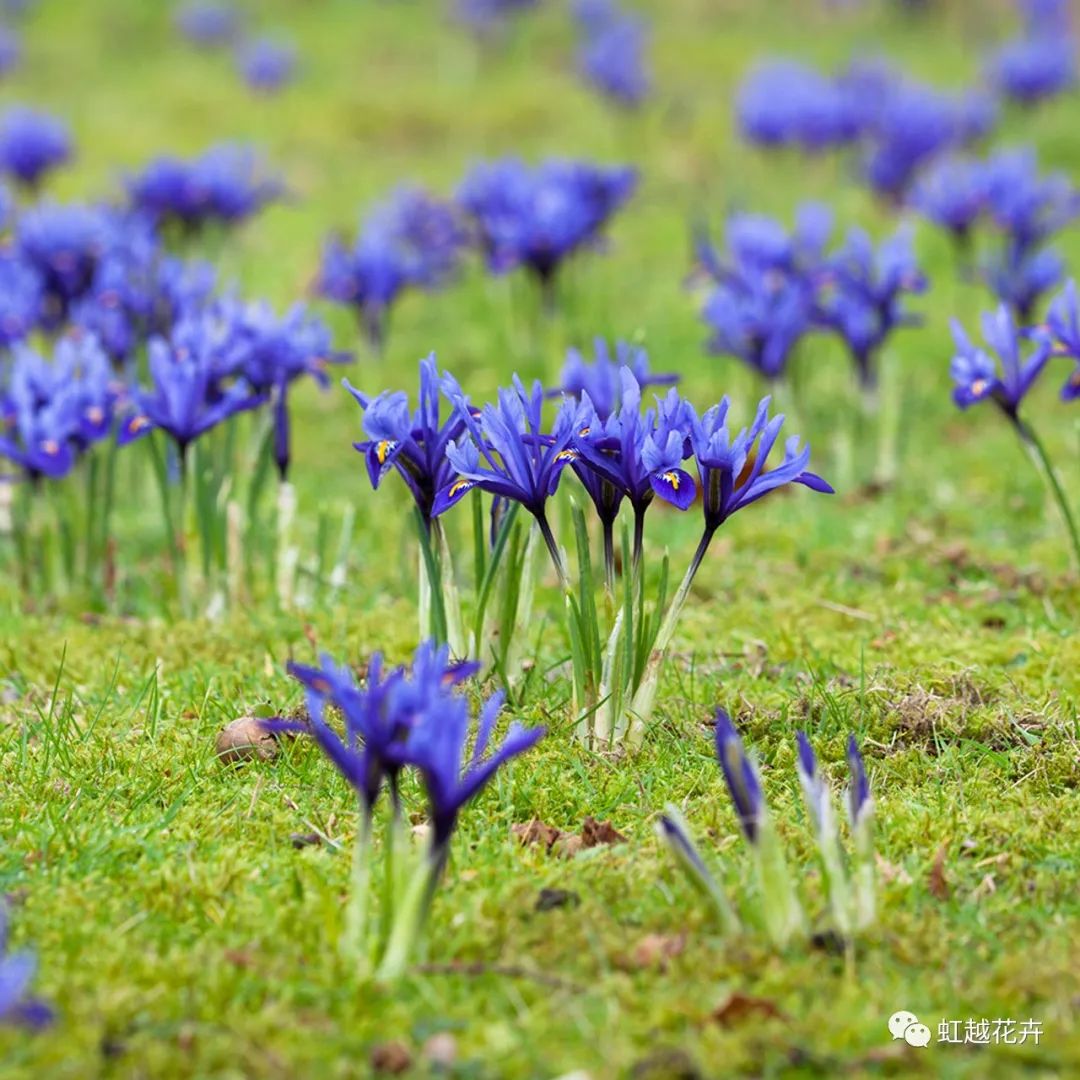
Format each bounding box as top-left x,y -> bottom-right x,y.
1,0 -> 1079,1076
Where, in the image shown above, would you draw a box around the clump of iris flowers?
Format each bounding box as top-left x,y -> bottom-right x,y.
818,226 -> 927,397
572,0 -> 651,109
0,106 -> 72,191
734,55 -> 993,194
452,0 -> 539,36
266,641 -> 544,981
693,204 -> 831,385
235,35 -> 297,94
117,318 -> 266,611
316,186 -> 467,352
174,1 -> 241,48
354,351 -> 830,746
212,298 -> 351,480
126,143 -> 282,237
0,25 -> 21,78
14,202 -> 119,326
658,714 -> 876,950
0,334 -> 121,599
70,246 -> 217,367
950,300 -> 1080,568
553,337 -> 676,422
457,157 -> 637,308
735,60 -> 862,152
985,29 -> 1075,108
979,147 -> 1078,322
909,146 -> 1079,326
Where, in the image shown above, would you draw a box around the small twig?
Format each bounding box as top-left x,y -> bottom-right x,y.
815,599 -> 874,622
244,774 -> 264,819
415,961 -> 583,993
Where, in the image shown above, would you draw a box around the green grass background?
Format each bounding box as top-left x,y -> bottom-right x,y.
1,0 -> 1079,1076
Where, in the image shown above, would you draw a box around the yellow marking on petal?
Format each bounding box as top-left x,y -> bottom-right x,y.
448,477 -> 472,498
579,426 -> 591,436
662,470 -> 680,490
41,440 -> 59,455
971,378 -> 988,396
128,415 -> 150,433
376,439 -> 396,464
556,449 -> 578,462
86,406 -> 104,424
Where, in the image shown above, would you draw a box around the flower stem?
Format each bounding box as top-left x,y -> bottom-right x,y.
602,517 -> 615,596
626,525 -> 716,745
343,810 -> 373,976
375,844 -> 446,982
632,507 -> 645,570
1016,418 -> 1080,571
535,511 -> 569,592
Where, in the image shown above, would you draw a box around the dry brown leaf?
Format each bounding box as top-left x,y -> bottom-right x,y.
552,833 -> 584,859
512,818 -> 564,850
581,816 -> 627,848
711,992 -> 785,1027
928,842 -> 951,900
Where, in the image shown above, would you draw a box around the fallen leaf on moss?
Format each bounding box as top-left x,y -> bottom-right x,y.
512,818 -> 563,851
711,992 -> 785,1026
581,816 -> 627,848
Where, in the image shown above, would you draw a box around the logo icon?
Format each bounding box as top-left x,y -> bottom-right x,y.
889,1011 -> 931,1048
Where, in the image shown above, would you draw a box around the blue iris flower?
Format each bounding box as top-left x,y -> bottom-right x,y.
573,1 -> 651,109
117,327 -> 265,463
317,187 -> 466,351
0,334 -> 118,480
1044,279 -> 1080,399
735,60 -> 861,152
235,36 -> 297,94
436,373 -> 588,583
213,299 -> 350,478
402,681 -> 544,853
457,157 -> 637,300
174,1 -> 240,48
714,708 -> 766,843
554,338 -> 676,422
950,304 -> 1051,418
345,352 -> 466,529
0,106 -> 71,190
819,227 -> 927,389
571,368 -> 696,539
910,156 -> 988,248
126,144 -> 282,234
986,35 -> 1075,107
690,395 -> 833,537
0,906 -> 52,1030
